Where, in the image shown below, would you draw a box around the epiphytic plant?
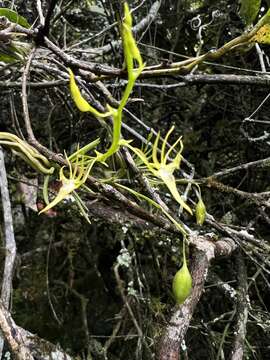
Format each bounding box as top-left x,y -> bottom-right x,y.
1,2 -> 204,306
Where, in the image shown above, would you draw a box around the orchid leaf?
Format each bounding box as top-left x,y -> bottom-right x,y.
239,0 -> 261,25
0,8 -> 30,28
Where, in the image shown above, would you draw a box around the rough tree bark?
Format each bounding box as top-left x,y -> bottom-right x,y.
158,235 -> 237,360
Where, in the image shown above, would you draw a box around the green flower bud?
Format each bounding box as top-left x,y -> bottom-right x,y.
196,197 -> 206,225
172,262 -> 192,304
124,3 -> 132,28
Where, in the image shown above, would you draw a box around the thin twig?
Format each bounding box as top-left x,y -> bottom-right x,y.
114,264 -> 143,338
36,0 -> 45,26
255,43 -> 266,73
103,307 -> 126,359
21,47 -> 37,141
205,157 -> 270,179
0,79 -> 68,89
83,1 -> 161,59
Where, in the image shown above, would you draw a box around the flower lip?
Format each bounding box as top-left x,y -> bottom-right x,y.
61,179 -> 76,193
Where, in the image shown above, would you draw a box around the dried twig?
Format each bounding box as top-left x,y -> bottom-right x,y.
36,0 -> 45,26
84,1 -> 161,59
114,264 -> 143,338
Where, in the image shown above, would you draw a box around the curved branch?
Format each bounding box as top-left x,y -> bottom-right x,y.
158,235 -> 237,360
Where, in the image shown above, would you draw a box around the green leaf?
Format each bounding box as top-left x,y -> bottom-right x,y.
0,43 -> 23,63
0,8 -> 30,28
0,41 -> 31,63
239,0 -> 261,25
0,53 -> 18,63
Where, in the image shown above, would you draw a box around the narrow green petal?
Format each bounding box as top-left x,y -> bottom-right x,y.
161,126 -> 174,164
116,183 -> 187,236
39,182 -> 76,214
166,153 -> 182,173
164,137 -> 183,165
159,170 -> 193,215
68,138 -> 100,162
81,158 -> 97,183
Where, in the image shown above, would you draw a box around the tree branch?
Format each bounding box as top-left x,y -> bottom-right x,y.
158,234 -> 237,360
230,251 -> 249,360
0,300 -> 34,360
0,147 -> 17,357
0,300 -> 73,360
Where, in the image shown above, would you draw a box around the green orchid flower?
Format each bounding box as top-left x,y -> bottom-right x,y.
40,153 -> 96,214
125,126 -> 193,215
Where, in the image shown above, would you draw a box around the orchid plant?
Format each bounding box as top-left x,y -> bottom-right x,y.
0,2 -> 205,305
41,2 -> 144,212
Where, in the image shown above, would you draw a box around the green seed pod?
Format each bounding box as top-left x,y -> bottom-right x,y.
196,197 -> 206,225
172,262 -> 192,304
